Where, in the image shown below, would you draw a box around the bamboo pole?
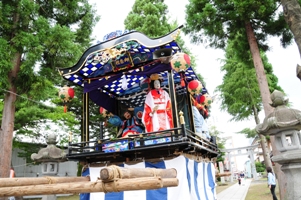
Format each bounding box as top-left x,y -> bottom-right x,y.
0,177 -> 178,197
0,176 -> 90,187
100,166 -> 177,181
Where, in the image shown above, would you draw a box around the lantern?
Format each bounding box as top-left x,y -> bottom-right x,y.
187,80 -> 203,95
170,53 -> 191,73
201,93 -> 213,107
59,85 -> 74,113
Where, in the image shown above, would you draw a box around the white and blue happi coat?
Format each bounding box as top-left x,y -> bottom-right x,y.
80,155 -> 216,200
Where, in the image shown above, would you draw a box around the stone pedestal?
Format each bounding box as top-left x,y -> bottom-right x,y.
272,148 -> 301,200
256,90 -> 301,200
280,162 -> 301,199
31,133 -> 67,200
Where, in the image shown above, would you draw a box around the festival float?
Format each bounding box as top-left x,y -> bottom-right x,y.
57,26 -> 218,200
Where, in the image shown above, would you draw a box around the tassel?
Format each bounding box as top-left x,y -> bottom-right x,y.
181,73 -> 185,87
64,105 -> 67,113
181,78 -> 185,87
122,75 -> 127,90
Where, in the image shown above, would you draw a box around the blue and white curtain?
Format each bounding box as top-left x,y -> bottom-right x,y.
81,155 -> 216,200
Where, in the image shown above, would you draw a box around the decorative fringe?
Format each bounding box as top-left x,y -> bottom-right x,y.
181,78 -> 185,87
180,73 -> 185,87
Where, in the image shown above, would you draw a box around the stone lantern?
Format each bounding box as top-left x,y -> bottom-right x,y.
256,90 -> 301,200
31,133 -> 67,200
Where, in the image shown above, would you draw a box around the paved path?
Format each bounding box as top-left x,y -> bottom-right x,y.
217,179 -> 252,200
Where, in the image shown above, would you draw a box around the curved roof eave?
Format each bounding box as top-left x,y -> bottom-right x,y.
58,25 -> 183,77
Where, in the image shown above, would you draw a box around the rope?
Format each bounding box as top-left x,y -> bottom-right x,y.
0,88 -> 53,108
44,176 -> 54,184
100,165 -> 122,193
12,162 -> 36,168
151,168 -> 158,177
101,179 -> 109,193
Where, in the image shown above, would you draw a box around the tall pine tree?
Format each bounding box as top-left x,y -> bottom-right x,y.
124,0 -> 171,38
184,1 -> 292,197
216,33 -> 283,169
0,0 -> 99,182
124,0 -> 206,84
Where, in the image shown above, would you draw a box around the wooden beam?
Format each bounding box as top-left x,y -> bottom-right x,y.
100,166 -> 177,181
0,177 -> 178,197
0,176 -> 90,187
215,172 -> 231,178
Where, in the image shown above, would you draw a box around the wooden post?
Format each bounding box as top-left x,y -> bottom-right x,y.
0,176 -> 90,187
0,177 -> 178,197
100,166 -> 177,181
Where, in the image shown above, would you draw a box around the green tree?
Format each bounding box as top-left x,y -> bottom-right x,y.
209,126 -> 226,163
124,1 -> 205,85
216,35 -> 283,169
238,128 -> 257,139
0,0 -> 99,182
124,0 -> 171,38
184,1 -> 292,197
255,161 -> 266,173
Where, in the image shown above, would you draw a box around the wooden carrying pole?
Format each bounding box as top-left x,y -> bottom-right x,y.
0,176 -> 90,187
215,172 -> 231,178
0,177 -> 179,197
100,166 -> 177,180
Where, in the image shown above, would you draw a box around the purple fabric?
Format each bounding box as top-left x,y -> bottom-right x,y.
86,63 -> 172,114
89,89 -> 118,114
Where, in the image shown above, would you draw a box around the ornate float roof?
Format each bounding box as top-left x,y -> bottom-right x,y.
58,26 -> 208,112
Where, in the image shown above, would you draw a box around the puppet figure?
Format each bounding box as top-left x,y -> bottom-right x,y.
142,74 -> 173,132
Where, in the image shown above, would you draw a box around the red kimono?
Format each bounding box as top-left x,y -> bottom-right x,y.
142,88 -> 173,133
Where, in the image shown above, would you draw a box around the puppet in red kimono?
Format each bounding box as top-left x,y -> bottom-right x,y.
142,74 -> 173,133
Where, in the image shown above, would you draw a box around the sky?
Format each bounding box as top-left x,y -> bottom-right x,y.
88,0 -> 301,154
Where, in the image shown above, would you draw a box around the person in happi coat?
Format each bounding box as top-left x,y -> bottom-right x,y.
142,74 -> 173,133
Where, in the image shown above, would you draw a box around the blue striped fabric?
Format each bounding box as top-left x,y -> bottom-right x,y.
87,155 -> 216,200
194,161 -> 201,200
80,168 -> 90,200
104,163 -> 124,200
145,161 -> 167,200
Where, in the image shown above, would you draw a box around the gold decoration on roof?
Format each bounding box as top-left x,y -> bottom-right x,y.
103,47 -> 127,59
171,29 -> 181,40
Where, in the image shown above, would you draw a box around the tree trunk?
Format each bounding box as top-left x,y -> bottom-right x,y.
245,21 -> 286,200
281,0 -> 301,58
0,5 -> 22,192
0,52 -> 21,178
0,53 -> 21,200
253,105 -> 273,170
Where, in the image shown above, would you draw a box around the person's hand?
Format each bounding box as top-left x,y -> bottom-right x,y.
153,105 -> 159,113
269,185 -> 271,189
